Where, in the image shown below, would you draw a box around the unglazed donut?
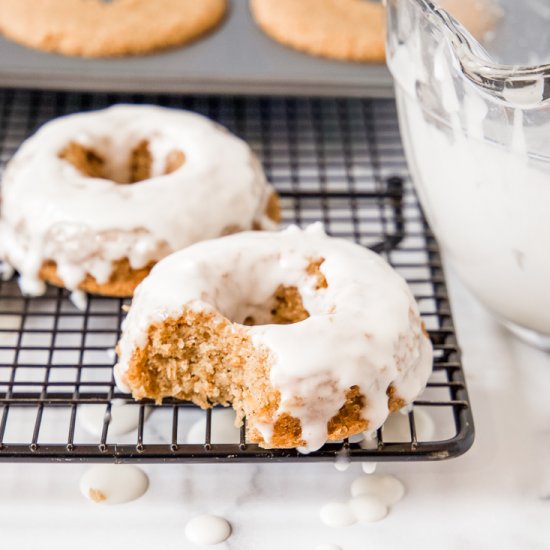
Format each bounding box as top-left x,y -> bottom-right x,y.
250,0 -> 386,63
0,0 -> 227,58
115,224 -> 433,451
0,105 -> 279,297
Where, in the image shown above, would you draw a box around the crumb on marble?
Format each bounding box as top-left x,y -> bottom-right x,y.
88,488 -> 107,503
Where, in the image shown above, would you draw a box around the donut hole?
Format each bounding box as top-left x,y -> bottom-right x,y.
242,259 -> 327,326
243,285 -> 310,326
59,140 -> 185,184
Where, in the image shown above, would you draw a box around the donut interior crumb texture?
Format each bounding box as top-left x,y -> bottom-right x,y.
59,140 -> 185,184
58,141 -> 105,179
129,140 -> 153,183
122,259 -> 402,448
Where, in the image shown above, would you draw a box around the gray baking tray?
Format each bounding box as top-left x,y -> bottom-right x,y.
0,0 -> 393,97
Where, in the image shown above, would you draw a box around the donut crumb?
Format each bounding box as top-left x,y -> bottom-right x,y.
88,488 -> 107,503
269,285 -> 310,324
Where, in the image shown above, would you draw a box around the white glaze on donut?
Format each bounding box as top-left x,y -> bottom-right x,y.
115,224 -> 433,452
0,105 -> 275,294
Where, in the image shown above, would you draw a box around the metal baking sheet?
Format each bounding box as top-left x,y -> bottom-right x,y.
0,0 -> 394,97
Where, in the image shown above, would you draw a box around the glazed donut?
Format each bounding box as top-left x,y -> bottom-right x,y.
0,105 -> 279,298
115,224 -> 432,451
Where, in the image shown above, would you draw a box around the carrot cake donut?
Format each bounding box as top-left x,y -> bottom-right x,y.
115,224 -> 433,451
0,105 -> 278,298
250,0 -> 386,63
0,0 -> 226,58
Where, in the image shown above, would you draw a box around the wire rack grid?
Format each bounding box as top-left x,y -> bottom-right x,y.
0,89 -> 474,463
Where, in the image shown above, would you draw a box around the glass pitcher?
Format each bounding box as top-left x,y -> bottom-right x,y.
385,0 -> 550,349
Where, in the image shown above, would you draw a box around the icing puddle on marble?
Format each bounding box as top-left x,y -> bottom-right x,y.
73,351 -> 424,547
185,514 -> 232,546
80,465 -> 149,505
349,495 -> 388,522
350,474 -> 406,506
320,473 -> 405,528
320,502 -> 357,528
79,463 -> 234,545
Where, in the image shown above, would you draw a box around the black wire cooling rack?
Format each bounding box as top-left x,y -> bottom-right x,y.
0,89 -> 474,463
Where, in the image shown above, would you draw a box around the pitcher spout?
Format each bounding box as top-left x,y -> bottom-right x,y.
386,0 -> 550,108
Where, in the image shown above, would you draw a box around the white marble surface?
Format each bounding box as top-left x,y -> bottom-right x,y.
1,269 -> 549,549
